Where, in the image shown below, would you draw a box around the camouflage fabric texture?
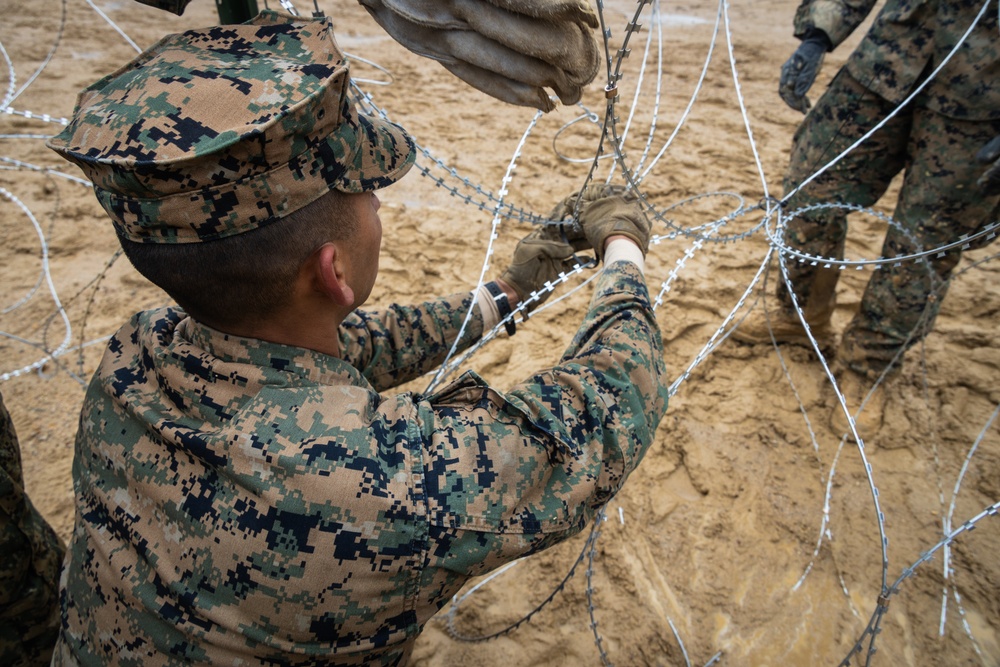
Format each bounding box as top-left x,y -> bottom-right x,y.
793,0 -> 1000,120
778,68 -> 1000,376
46,11 -> 415,244
54,262 -> 668,666
0,392 -> 66,667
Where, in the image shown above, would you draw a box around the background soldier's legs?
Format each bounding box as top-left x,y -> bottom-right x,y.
778,70 -> 911,314
0,392 -> 65,667
842,109 -> 1000,376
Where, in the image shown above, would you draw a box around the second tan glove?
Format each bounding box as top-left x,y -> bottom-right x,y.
550,184 -> 651,260
499,228 -> 582,312
358,0 -> 600,111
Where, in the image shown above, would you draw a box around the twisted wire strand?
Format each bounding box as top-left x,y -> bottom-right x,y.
837,500 -> 1000,667
767,222 -> 999,661
585,510 -> 614,666
0,330 -> 93,385
667,221 -> 776,398
0,157 -> 91,186
939,402 -> 1000,632
792,437 -> 847,593
0,106 -> 69,126
6,0 -> 68,107
720,0 -> 769,200
351,88 -> 554,226
626,0 -> 665,180
432,266 -> 599,384
636,0 -> 722,186
603,0 -> 659,185
925,249 -> 1000,640
276,0 -> 301,15
445,511 -> 604,642
3,171 -> 58,334
767,196 -> 948,602
767,202 -> 1000,269
343,52 -> 394,86
0,186 -> 72,382
423,107 -> 546,394
0,38 -> 16,109
773,236 -> 893,595
666,617 -> 691,667
82,0 -> 141,52
551,104 -> 614,164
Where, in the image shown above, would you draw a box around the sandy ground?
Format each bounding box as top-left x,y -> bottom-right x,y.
2,0 -> 999,665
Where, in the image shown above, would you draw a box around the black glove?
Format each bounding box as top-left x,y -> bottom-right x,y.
778,29 -> 831,114
977,135 -> 1000,197
130,0 -> 191,15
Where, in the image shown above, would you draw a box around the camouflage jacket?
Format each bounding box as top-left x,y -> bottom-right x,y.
794,0 -> 1000,119
55,261 -> 668,666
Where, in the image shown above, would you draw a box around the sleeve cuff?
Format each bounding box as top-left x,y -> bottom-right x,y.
475,286 -> 500,330
604,238 -> 645,273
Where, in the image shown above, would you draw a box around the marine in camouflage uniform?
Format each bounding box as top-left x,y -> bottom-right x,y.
770,0 -> 1000,376
46,11 -> 668,666
0,391 -> 66,666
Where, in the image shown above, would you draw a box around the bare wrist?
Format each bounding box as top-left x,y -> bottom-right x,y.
494,278 -> 521,307
603,234 -> 637,252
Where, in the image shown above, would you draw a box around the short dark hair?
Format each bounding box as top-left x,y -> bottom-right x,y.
118,189 -> 356,330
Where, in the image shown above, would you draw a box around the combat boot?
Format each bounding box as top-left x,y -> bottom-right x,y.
828,363 -> 886,443
732,267 -> 838,353
731,306 -> 835,352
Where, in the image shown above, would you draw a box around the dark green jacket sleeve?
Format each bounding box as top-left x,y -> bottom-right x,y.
793,0 -> 879,46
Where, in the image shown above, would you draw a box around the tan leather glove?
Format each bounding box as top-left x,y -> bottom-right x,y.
548,183 -> 625,224
499,227 -> 582,312
358,0 -> 600,111
550,184 -> 650,260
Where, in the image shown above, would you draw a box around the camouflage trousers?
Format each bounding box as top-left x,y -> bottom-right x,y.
0,392 -> 65,667
777,69 -> 1000,376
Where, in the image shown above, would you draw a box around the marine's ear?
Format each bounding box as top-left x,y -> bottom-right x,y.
312,242 -> 355,308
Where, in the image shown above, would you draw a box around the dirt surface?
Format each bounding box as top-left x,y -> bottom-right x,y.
2,0 -> 999,665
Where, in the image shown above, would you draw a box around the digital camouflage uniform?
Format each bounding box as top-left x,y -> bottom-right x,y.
779,0 -> 1000,375
43,11 -> 669,666
52,262 -> 665,666
0,391 -> 66,666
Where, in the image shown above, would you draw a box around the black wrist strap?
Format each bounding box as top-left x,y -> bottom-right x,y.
484,281 -> 516,336
800,27 -> 832,51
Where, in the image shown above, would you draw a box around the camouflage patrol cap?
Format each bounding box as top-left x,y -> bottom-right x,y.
47,10 -> 415,244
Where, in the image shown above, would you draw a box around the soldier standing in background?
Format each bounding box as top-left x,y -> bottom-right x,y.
46,11 -> 668,666
734,0 -> 1000,440
0,391 -> 65,667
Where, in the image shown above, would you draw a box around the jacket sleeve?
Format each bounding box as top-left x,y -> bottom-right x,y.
416,261 -> 669,576
793,0 -> 879,47
337,291 -> 484,392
